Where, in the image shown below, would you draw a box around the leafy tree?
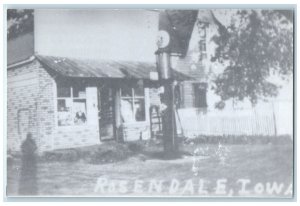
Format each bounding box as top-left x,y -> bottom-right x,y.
210,10 -> 293,108
7,9 -> 34,40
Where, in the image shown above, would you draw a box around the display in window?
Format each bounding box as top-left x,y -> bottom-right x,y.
121,99 -> 135,123
73,99 -> 87,125
134,99 -> 145,121
120,86 -> 146,123
57,99 -> 73,126
57,84 -> 88,126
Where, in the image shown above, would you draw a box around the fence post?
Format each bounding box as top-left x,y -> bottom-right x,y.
271,102 -> 278,137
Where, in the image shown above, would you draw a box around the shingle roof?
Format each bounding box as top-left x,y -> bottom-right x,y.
36,55 -> 193,81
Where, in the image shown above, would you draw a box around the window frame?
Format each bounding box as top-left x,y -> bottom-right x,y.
56,84 -> 88,127
121,86 -> 146,123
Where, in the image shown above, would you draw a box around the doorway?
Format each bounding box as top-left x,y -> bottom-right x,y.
98,85 -> 115,141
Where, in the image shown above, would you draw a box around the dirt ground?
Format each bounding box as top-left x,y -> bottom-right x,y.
6,139 -> 293,197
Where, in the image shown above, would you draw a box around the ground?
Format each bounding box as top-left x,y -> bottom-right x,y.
6,137 -> 293,197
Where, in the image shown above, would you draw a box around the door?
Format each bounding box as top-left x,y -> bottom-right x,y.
193,83 -> 207,108
98,86 -> 115,141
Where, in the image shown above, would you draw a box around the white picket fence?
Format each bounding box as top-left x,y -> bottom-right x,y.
176,101 -> 293,137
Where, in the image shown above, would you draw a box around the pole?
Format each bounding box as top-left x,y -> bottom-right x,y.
156,50 -> 178,158
161,79 -> 178,158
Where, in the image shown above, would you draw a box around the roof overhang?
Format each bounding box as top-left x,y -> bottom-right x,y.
36,55 -> 193,82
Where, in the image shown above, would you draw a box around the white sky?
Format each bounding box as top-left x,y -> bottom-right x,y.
34,10 -> 159,63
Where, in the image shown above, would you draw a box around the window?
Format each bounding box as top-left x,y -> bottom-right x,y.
199,40 -> 206,52
57,84 -> 87,126
193,83 -> 207,108
121,83 -> 145,123
199,40 -> 207,61
197,21 -> 207,62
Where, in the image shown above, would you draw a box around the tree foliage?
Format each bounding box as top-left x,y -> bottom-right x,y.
210,10 -> 293,108
7,9 -> 34,40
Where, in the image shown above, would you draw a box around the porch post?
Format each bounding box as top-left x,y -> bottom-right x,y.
114,88 -> 122,142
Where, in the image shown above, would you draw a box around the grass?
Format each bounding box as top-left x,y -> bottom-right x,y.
6,138 -> 293,197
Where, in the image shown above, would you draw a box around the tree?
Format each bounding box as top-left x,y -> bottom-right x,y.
7,9 -> 34,40
209,10 -> 293,108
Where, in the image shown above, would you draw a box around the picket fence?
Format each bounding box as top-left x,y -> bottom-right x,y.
176,101 -> 293,137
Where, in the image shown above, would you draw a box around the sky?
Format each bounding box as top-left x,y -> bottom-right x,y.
34,9 -> 159,63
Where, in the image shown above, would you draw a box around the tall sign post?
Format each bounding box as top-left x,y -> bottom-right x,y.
156,30 -> 178,158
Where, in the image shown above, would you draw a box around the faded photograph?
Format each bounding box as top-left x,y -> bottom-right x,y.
6,8 -> 293,197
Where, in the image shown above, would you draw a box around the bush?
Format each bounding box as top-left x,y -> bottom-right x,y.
43,149 -> 79,162
87,142 -> 134,164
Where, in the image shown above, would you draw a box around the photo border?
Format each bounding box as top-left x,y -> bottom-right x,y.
2,3 -> 297,202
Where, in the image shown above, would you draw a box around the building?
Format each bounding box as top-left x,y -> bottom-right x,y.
7,9 -> 198,152
7,9 -> 292,152
173,10 -> 293,138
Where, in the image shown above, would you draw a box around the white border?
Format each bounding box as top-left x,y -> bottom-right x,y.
0,1 -> 298,206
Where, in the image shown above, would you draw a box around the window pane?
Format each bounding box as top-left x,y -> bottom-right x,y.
57,99 -> 72,112
135,80 -> 144,97
134,99 -> 145,121
134,86 -> 144,97
120,82 -> 146,122
199,40 -> 206,52
121,84 -> 132,97
57,99 -> 73,126
57,86 -> 71,97
73,99 -> 87,125
121,99 -> 134,122
73,85 -> 86,98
